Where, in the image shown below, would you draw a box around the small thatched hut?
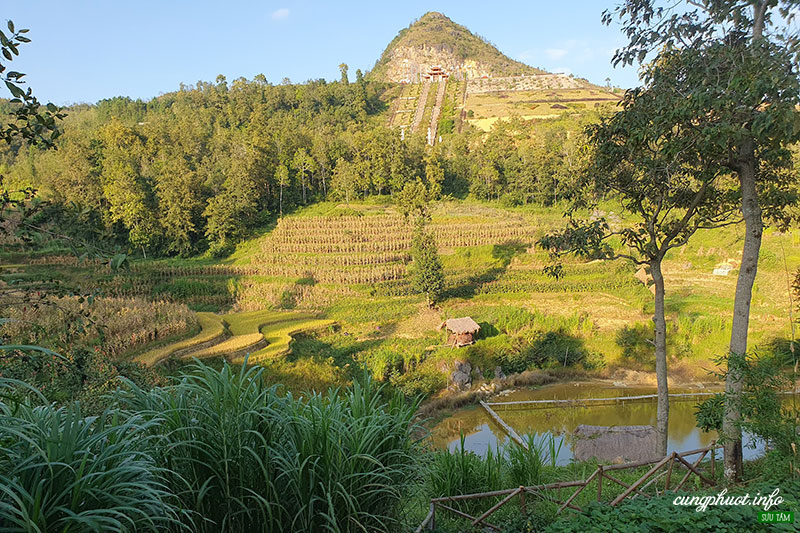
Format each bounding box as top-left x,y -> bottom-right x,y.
439,317 -> 480,347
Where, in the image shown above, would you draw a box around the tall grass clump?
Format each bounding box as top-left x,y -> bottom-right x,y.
113,360 -> 421,533
427,433 -> 565,513
276,378 -> 421,532
506,434 -> 548,487
0,380 -> 178,532
113,361 -> 282,532
426,436 -> 504,512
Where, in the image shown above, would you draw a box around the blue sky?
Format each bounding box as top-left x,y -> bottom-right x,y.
4,1 -> 641,105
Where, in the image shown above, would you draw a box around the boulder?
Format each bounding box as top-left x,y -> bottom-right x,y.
573,425 -> 660,463
450,370 -> 471,388
494,366 -> 506,380
450,360 -> 472,389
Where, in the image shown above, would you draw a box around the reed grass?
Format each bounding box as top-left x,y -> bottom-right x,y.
112,360 -> 421,532
0,382 -> 179,532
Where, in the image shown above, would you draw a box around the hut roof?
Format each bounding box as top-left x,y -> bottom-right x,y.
439,317 -> 481,334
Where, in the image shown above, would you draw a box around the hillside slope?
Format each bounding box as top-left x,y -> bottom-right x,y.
369,12 -> 544,82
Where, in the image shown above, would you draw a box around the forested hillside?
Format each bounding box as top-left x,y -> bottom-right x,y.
1,76 -> 595,258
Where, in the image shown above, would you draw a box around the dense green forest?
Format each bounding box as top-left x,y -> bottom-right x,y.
1,75 -> 593,257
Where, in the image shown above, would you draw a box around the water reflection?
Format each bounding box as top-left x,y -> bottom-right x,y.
429,382 -> 764,465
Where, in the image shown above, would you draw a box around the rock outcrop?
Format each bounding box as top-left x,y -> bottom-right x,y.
369,12 -> 543,83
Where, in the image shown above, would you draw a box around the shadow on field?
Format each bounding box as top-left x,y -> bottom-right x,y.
441,240 -> 528,300
289,333 -> 385,368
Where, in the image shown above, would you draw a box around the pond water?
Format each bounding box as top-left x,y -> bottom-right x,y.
429,382 -> 766,466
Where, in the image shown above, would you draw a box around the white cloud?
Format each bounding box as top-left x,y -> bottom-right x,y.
271,8 -> 290,21
545,48 -> 568,60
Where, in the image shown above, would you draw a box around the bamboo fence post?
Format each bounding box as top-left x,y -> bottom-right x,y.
597,466 -> 603,501
519,486 -> 527,515
601,472 -> 651,499
557,469 -> 598,515
429,503 -> 435,530
674,449 -> 710,491
665,453 -> 675,491
610,454 -> 672,506
434,503 -> 477,523
415,503 -> 435,533
472,488 -> 521,526
675,454 -> 715,487
639,470 -> 668,496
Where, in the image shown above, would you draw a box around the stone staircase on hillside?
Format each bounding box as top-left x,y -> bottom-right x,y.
411,80 -> 431,133
427,79 -> 447,145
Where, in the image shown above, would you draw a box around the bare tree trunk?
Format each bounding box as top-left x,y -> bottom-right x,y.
718,0 -> 769,484
651,259 -> 669,457
724,138 -> 760,481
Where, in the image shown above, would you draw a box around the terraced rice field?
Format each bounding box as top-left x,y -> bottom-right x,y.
135,309 -> 333,366
254,213 -> 534,284
135,312 -> 225,366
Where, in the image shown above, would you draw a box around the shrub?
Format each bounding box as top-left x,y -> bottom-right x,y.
391,365 -> 446,398
0,347 -> 163,411
615,323 -> 655,369
695,350 -> 799,464
506,330 -> 587,373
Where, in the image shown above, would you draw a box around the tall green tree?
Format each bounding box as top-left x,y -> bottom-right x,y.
331,158 -> 357,204
275,163 -> 289,215
542,48 -> 741,455
292,148 -> 314,204
204,137 -> 261,255
153,149 -> 203,256
604,0 -> 800,481
411,221 -> 444,307
98,119 -> 159,254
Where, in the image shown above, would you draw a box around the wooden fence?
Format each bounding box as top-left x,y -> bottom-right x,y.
484,391 -> 719,411
415,442 -> 721,532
